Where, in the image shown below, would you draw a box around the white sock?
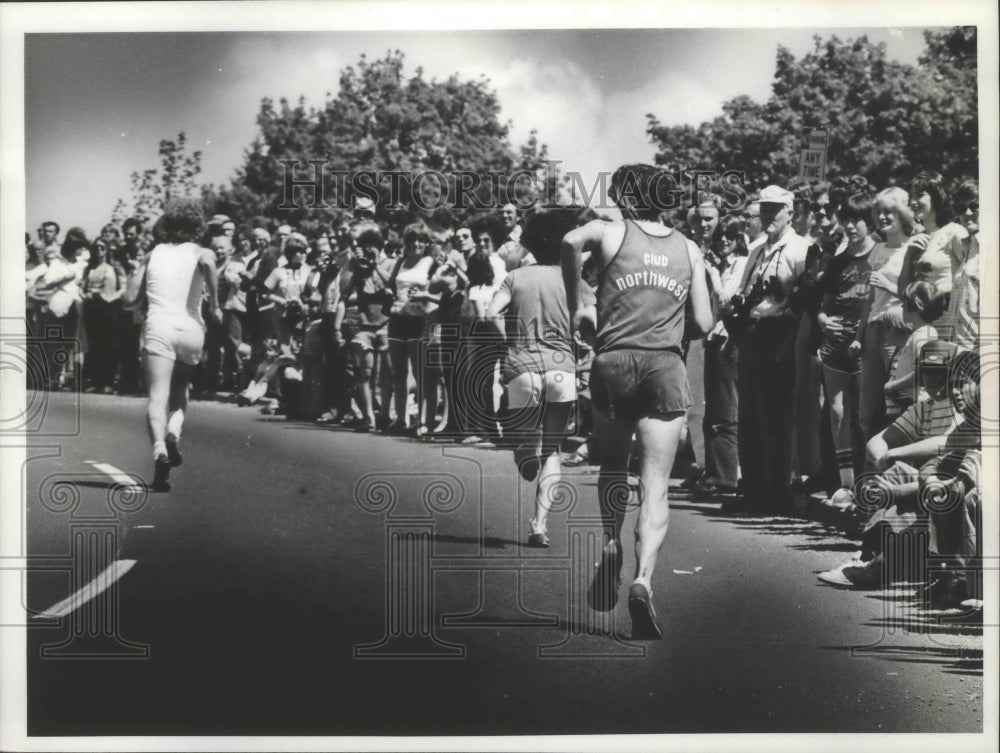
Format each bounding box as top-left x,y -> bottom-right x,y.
632,576 -> 652,596
152,441 -> 167,461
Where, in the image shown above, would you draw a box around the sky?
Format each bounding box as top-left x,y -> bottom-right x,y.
24,27 -> 933,236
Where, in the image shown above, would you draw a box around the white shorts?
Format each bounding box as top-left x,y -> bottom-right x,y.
142,314 -> 205,366
506,370 -> 576,409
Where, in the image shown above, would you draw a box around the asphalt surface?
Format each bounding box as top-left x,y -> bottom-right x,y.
22,392 -> 985,736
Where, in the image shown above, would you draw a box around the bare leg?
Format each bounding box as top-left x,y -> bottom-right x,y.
823,364 -> 855,491
533,401 -> 574,534
354,349 -> 376,428
143,353 -> 175,457
166,361 -> 193,440
632,412 -> 686,589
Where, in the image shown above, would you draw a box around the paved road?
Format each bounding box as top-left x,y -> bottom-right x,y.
22,392 -> 985,735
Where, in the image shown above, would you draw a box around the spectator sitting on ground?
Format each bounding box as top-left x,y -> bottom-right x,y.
818,340 -> 966,589
919,348 -> 982,611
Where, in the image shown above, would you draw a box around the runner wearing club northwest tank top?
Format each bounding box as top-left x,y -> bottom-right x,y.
562,164 -> 713,641
123,199 -> 221,493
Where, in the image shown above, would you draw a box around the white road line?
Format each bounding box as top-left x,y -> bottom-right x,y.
33,559 -> 137,619
91,461 -> 142,488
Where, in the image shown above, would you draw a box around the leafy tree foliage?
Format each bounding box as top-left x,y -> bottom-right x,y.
114,132 -> 203,224
204,51 -> 556,229
647,28 -> 978,195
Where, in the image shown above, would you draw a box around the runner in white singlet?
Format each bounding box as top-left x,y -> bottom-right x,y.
123,199 -> 221,492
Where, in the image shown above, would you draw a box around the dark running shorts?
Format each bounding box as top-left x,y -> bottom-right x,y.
590,348 -> 691,422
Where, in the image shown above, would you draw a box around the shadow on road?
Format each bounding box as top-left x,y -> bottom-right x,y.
825,643 -> 983,675
432,532 -> 521,549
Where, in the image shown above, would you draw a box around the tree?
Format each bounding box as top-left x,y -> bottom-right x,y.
206,51 -> 557,228
646,28 -> 978,195
112,132 -> 203,224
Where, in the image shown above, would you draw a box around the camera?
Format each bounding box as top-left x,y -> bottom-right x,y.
724,275 -> 783,338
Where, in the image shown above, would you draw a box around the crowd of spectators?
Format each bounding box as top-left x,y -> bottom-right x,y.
24,167 -> 983,614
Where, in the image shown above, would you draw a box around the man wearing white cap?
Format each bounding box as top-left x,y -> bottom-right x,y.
730,185 -> 809,512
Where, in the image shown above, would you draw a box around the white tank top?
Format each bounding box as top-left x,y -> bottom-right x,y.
145,242 -> 206,323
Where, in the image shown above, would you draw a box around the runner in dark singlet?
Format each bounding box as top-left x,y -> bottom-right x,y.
562,164 -> 713,639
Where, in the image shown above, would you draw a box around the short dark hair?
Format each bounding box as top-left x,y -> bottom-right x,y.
910,170 -> 954,227
471,215 -> 507,248
122,217 -> 143,236
42,221 -> 60,235
160,198 -> 205,244
60,227 -> 89,261
953,179 -> 978,212
609,164 -> 668,221
838,192 -> 877,225
357,228 -> 384,250
284,236 -> 309,259
520,207 -> 582,265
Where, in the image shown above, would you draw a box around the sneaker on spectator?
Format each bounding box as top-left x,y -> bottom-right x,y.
817,554 -> 885,589
826,487 -> 857,511
922,574 -> 970,610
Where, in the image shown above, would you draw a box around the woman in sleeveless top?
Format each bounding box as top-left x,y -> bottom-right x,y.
384,223 -> 437,434
858,187 -> 916,437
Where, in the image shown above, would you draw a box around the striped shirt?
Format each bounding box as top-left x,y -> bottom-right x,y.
892,395 -> 960,444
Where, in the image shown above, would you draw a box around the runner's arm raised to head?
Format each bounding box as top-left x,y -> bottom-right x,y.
561,220 -> 605,325
684,239 -> 714,337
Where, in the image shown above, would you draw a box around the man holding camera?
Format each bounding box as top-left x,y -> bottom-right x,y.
730,185 -> 809,512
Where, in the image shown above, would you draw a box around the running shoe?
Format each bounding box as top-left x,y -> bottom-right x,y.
152,454 -> 172,493
527,517 -> 550,548
627,582 -> 663,640
527,531 -> 551,548
587,540 -> 623,612
165,433 -> 182,467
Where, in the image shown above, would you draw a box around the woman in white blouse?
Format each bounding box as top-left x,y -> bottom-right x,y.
897,171 -> 968,340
